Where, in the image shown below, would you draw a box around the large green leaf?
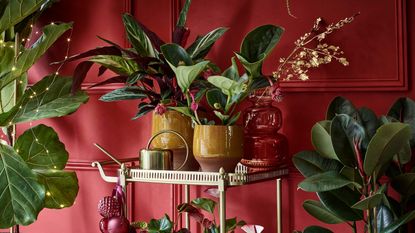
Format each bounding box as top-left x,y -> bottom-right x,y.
206,89 -> 227,111
317,187 -> 363,221
377,204 -> 395,232
122,14 -> 156,58
100,86 -> 148,102
0,41 -> 14,77
298,171 -> 361,192
330,114 -> 364,167
222,57 -> 239,81
161,43 -> 192,66
15,124 -> 68,170
0,75 -> 89,126
0,143 -> 45,228
364,122 -> 411,177
351,193 -> 384,210
148,214 -> 173,233
186,27 -> 228,60
292,150 -> 342,178
0,23 -> 72,90
391,173 -> 415,197
14,125 -> 78,209
387,97 -> 415,146
302,200 -> 345,224
0,0 -> 47,34
167,60 -> 209,93
311,120 -> 339,161
36,170 -> 78,209
303,226 -> 333,233
89,55 -> 138,76
326,96 -> 358,120
191,197 -> 216,214
380,210 -> 415,233
236,25 -> 284,78
1,74 -> 28,113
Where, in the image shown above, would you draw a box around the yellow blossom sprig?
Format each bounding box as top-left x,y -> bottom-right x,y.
272,13 -> 359,82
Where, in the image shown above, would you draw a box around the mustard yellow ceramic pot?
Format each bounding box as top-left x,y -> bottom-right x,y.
193,125 -> 243,172
151,110 -> 199,171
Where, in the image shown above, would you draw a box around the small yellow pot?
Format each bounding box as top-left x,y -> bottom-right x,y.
193,125 -> 243,172
151,110 -> 199,171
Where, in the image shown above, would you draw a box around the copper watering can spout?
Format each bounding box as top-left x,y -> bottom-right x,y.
140,130 -> 189,170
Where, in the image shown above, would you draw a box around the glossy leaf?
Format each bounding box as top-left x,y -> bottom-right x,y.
15,124 -> 68,170
331,114 -> 364,167
303,226 -> 333,233
191,197 -> 216,213
224,218 -> 246,232
122,14 -> 156,58
302,200 -> 345,224
0,41 -> 14,77
206,89 -> 226,111
0,0 -> 47,34
36,170 -> 78,209
364,122 -> 411,177
326,96 -> 358,120
377,204 -> 395,232
0,143 -> 45,228
222,57 -> 240,81
317,187 -> 363,221
311,120 -> 339,161
292,150 -> 342,178
298,171 -> 361,192
0,23 -> 72,91
100,86 -> 148,102
71,60 -> 93,93
133,103 -> 155,120
161,43 -> 192,66
176,0 -> 191,27
358,107 -> 380,140
89,55 -> 138,76
352,194 -> 384,210
0,75 -> 89,126
186,27 -> 228,59
391,173 -> 415,197
147,214 -> 173,233
387,97 -> 415,146
380,210 -> 415,233
167,60 -> 209,93
236,25 -> 284,78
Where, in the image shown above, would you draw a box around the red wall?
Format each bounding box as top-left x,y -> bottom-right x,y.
20,0 -> 414,232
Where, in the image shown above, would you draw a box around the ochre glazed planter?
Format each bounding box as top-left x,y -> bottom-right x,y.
193,125 -> 243,172
151,110 -> 199,171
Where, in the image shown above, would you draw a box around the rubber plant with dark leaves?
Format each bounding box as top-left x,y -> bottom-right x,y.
62,0 -> 227,119
293,96 -> 415,233
0,0 -> 88,230
162,24 -> 283,125
131,197 -> 246,233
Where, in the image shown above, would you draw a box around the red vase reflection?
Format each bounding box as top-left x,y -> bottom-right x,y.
241,91 -> 289,171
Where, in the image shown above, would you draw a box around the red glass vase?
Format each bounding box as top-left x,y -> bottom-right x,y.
241,90 -> 289,171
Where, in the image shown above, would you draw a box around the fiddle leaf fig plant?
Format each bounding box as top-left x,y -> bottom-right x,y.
294,96 -> 415,233
0,0 -> 88,229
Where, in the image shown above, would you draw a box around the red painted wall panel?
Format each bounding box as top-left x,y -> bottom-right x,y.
18,0 -> 414,232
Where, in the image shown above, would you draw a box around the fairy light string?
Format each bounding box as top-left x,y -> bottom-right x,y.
2,21 -> 75,208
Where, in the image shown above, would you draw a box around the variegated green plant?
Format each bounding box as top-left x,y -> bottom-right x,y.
0,0 -> 88,229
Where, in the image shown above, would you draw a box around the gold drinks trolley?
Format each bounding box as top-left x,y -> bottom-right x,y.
92,161 -> 288,233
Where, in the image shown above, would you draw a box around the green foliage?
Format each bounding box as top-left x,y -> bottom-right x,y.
186,27 -> 228,60
122,14 -> 157,58
191,197 -> 216,214
166,59 -> 209,94
100,86 -> 148,102
0,1 -> 87,228
294,96 -> 415,233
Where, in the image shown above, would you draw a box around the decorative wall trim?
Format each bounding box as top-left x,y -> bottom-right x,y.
281,0 -> 407,92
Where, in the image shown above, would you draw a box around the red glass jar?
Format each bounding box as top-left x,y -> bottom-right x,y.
241,90 -> 289,171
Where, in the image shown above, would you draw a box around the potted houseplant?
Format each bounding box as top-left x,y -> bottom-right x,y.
63,0 -> 227,171
0,0 -> 88,232
161,24 -> 284,172
293,96 -> 415,233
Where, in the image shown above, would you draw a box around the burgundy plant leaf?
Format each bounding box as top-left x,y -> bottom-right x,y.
52,46 -> 122,64
98,66 -> 108,76
180,29 -> 190,47
89,76 -> 128,89
98,36 -> 139,59
134,18 -> 166,51
177,203 -> 204,223
172,26 -> 189,46
72,60 -> 94,93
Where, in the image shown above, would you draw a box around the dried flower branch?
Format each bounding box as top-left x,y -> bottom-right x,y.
272,13 -> 359,82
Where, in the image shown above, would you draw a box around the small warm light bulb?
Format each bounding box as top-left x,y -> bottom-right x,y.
66,38 -> 71,42
46,192 -> 51,196
55,72 -> 59,75
16,149 -> 19,153
60,204 -> 65,208
11,66 -> 16,71
53,166 -> 57,169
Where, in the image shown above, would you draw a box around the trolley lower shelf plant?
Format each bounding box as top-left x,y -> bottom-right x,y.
92,160 -> 288,233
